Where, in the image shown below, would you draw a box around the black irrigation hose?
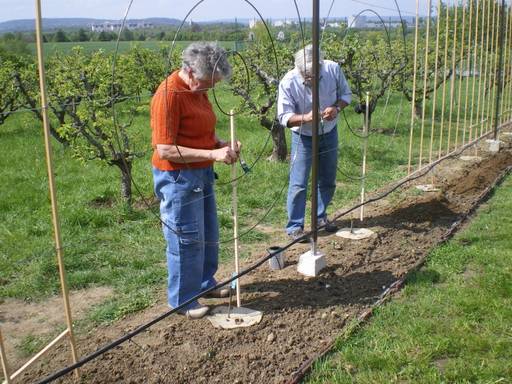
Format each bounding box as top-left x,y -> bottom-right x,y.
35,125 -> 498,384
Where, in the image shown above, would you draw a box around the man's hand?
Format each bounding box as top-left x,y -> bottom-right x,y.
322,106 -> 338,121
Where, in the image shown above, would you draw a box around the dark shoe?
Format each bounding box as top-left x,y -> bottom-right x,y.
169,304 -> 210,319
288,228 -> 309,243
318,217 -> 338,233
203,287 -> 231,298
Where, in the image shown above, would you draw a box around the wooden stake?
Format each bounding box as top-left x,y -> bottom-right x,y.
429,0 -> 443,166
480,0 -> 492,138
469,0 -> 482,145
489,0 -> 501,135
438,2 -> 451,159
230,110 -> 241,308
0,328 -> 11,384
455,0 -> 468,150
499,6 -> 511,127
407,0 -> 420,174
34,0 -> 79,377
360,92 -> 370,222
10,330 -> 69,381
446,1 -> 459,154
463,0 -> 475,146
418,0 -> 432,170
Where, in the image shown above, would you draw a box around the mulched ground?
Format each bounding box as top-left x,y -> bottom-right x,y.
15,135 -> 512,384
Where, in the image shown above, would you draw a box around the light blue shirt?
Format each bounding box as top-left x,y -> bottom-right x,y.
277,60 -> 352,136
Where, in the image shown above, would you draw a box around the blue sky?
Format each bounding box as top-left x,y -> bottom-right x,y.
0,0 -> 423,23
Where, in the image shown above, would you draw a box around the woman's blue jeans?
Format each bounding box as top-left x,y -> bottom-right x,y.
286,127 -> 338,234
153,167 -> 219,310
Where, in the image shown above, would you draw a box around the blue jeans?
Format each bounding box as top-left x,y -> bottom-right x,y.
286,127 -> 338,234
153,167 -> 219,310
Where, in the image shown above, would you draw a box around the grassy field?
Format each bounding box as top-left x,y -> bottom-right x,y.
307,175 -> 512,383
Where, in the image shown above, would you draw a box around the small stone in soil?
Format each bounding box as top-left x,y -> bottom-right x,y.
267,332 -> 276,343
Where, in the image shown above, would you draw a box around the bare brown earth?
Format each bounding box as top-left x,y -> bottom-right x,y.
8,135 -> 512,384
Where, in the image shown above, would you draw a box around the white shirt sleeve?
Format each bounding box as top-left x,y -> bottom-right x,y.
277,77 -> 296,128
336,66 -> 352,105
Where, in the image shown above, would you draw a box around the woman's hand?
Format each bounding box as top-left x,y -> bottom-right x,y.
210,142 -> 240,165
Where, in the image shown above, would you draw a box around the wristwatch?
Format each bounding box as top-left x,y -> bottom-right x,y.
335,105 -> 341,113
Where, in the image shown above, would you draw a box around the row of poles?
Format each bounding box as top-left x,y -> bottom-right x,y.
407,0 -> 511,175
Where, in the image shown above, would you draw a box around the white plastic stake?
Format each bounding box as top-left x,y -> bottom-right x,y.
360,92 -> 370,222
230,110 -> 241,308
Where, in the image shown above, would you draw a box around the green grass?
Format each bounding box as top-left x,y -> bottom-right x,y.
307,175 -> 512,383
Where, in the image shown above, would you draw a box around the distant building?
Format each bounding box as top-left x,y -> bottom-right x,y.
91,21 -> 153,32
348,15 -> 414,29
348,15 -> 367,29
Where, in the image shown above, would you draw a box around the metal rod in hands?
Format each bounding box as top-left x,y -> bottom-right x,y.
230,110 -> 241,307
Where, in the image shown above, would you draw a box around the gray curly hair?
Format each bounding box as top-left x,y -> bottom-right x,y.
182,42 -> 232,80
294,44 -> 324,77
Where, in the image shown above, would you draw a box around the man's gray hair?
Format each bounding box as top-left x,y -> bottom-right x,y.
182,42 -> 232,80
294,44 -> 324,76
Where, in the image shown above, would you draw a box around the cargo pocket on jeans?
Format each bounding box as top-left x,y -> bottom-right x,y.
176,222 -> 200,246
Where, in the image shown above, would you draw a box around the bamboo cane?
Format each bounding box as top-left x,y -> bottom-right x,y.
446,1 -> 459,154
10,330 -> 69,381
360,92 -> 370,222
455,0 -> 468,149
429,0 -> 443,164
230,110 -> 241,308
489,0 -> 501,135
474,0 -> 488,154
469,0 -> 482,144
462,0 -> 475,145
0,329 -> 10,384
499,6 -> 510,127
480,0 -> 492,138
483,0 -> 497,135
34,0 -> 79,377
504,6 -> 512,123
418,0 -> 433,170
407,0 -> 421,174
439,2 -> 452,159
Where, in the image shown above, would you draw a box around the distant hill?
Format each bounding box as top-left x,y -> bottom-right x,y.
0,17 -> 182,33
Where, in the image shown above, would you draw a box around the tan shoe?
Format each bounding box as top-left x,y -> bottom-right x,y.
169,304 -> 210,319
184,305 -> 210,319
203,287 -> 231,298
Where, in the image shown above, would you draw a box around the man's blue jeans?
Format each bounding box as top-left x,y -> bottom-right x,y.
153,167 -> 219,310
286,127 -> 338,234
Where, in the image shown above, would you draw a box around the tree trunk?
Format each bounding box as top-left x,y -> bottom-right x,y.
270,119 -> 287,161
116,160 -> 132,204
261,117 -> 287,161
414,102 -> 422,119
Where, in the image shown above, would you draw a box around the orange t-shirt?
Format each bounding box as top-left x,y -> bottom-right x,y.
150,70 -> 217,171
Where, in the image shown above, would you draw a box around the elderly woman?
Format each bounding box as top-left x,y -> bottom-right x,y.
151,42 -> 238,319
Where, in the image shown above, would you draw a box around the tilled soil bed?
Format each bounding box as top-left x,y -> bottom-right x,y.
14,137 -> 512,384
